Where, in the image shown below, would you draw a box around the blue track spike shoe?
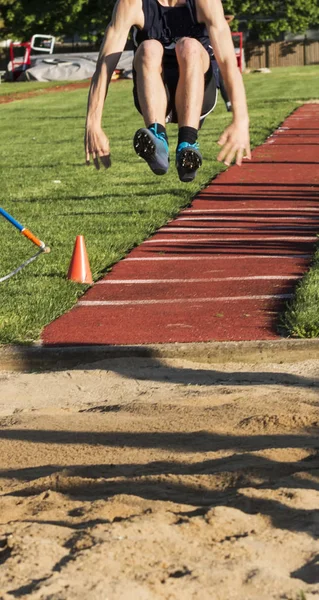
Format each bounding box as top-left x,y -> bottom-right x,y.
133,125 -> 169,175
176,142 -> 202,182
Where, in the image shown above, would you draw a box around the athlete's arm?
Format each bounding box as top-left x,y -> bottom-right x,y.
85,0 -> 143,169
196,0 -> 251,166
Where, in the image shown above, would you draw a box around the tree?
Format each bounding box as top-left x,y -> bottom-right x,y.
223,0 -> 319,40
0,0 -> 115,42
1,0 -> 318,42
0,0 -> 14,32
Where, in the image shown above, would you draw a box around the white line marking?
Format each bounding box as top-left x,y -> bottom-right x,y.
126,255 -> 312,261
143,236 -> 317,243
79,294 -> 293,307
96,276 -> 300,285
180,208 -> 319,213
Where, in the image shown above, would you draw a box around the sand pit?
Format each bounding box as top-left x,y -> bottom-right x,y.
0,355 -> 318,599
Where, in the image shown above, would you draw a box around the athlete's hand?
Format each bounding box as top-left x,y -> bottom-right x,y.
85,124 -> 111,170
217,120 -> 251,166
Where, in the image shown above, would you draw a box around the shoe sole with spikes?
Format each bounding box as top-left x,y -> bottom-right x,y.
133,129 -> 169,175
176,146 -> 202,182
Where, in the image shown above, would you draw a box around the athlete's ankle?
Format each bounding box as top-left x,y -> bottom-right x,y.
178,126 -> 198,147
148,122 -> 168,145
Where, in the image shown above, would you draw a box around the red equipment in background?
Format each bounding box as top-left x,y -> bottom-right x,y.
232,32 -> 244,72
9,34 -> 55,80
9,42 -> 31,80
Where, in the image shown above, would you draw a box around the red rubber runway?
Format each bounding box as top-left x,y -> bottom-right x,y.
43,104 -> 319,345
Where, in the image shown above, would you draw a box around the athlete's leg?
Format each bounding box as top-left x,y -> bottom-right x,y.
133,40 -> 170,175
174,38 -> 210,182
133,39 -> 167,127
175,37 -> 210,128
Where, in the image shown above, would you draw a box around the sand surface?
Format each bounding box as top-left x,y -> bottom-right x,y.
0,355 -> 318,599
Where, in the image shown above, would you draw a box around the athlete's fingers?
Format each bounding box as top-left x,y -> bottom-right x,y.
216,144 -> 228,162
97,147 -> 110,169
217,131 -> 229,146
97,147 -> 108,155
224,147 -> 237,166
243,143 -> 251,160
85,138 -> 90,164
236,147 -> 244,166
92,153 -> 100,170
100,154 -> 111,169
217,141 -> 232,163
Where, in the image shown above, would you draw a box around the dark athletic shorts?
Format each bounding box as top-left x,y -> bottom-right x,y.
133,43 -> 218,124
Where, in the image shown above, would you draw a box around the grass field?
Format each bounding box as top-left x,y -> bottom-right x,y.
0,65 -> 318,343
0,80 -> 88,97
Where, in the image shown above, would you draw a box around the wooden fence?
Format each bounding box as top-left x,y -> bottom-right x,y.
245,40 -> 319,69
1,39 -> 319,73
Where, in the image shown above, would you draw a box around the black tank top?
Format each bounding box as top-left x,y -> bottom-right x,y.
133,0 -> 209,50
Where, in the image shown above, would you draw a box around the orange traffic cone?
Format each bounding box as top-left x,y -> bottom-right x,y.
67,236 -> 93,284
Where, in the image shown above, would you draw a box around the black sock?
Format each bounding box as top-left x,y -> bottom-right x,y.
178,126 -> 198,146
148,122 -> 168,144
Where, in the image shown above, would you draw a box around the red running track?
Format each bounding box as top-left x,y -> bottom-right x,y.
43,104 -> 319,345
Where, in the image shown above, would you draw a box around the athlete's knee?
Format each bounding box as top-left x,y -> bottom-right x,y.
175,38 -> 209,72
175,37 -> 202,63
134,40 -> 163,70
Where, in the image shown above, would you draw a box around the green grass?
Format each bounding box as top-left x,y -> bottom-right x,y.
0,80 -> 89,97
280,246 -> 319,338
0,65 -> 318,343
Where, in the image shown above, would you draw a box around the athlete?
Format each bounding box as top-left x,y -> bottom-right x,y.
85,0 -> 250,182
